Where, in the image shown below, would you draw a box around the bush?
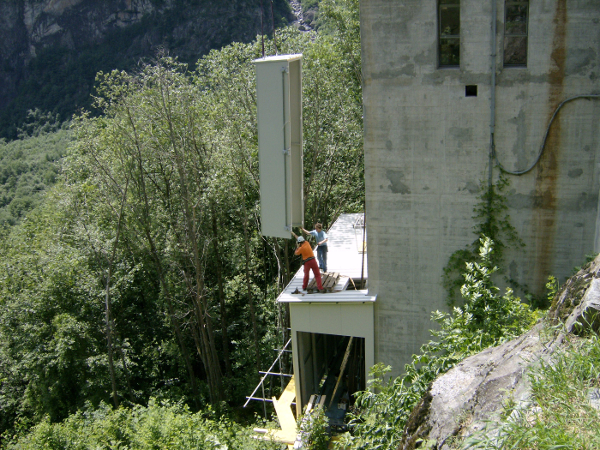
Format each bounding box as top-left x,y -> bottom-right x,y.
298,405 -> 330,450
338,237 -> 538,450
7,400 -> 284,450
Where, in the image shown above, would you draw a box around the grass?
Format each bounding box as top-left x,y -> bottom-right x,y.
462,328 -> 600,449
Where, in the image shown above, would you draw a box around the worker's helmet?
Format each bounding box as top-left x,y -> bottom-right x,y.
297,236 -> 305,243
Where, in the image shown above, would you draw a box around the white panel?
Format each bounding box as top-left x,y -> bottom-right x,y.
254,54 -> 303,238
290,303 -> 374,339
289,58 -> 304,226
290,302 -> 375,413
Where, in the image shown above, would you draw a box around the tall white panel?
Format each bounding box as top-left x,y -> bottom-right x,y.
255,54 -> 303,238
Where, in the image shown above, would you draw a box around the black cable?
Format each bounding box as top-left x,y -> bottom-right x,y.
270,0 -> 278,55
497,95 -> 600,175
260,0 -> 265,57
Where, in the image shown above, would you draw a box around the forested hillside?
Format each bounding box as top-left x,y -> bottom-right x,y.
0,0 -> 362,446
1,1 -> 596,449
0,0 -> 297,228
0,110 -> 69,227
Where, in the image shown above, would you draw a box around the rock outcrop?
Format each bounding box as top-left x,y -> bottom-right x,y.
0,0 -> 293,139
1,1 -> 157,109
399,255 -> 600,450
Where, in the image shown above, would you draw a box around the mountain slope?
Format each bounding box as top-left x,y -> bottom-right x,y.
0,0 -> 292,140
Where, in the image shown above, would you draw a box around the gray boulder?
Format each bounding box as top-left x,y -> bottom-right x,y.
399,254 -> 600,450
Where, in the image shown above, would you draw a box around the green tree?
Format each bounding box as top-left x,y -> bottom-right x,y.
69,60 -> 225,403
0,4 -> 368,436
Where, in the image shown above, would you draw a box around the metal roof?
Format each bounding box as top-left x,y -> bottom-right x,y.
277,213 -> 376,304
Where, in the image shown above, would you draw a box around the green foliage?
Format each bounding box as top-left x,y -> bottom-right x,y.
0,123 -> 70,226
0,193 -> 187,438
288,0 -> 364,227
0,1 -> 365,440
318,0 -> 361,89
443,172 -> 524,306
298,405 -> 330,450
545,275 -> 558,305
17,109 -> 65,139
339,237 -> 537,450
6,400 -> 284,449
462,332 -> 600,450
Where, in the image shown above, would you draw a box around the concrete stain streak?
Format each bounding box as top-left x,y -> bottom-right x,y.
533,0 -> 567,292
386,169 -> 411,194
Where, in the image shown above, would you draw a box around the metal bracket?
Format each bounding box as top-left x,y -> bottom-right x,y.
285,225 -> 291,231
280,66 -> 289,73
282,148 -> 290,156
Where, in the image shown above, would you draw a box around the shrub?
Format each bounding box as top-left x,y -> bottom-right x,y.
298,405 -> 330,450
337,237 -> 538,450
7,399 -> 283,450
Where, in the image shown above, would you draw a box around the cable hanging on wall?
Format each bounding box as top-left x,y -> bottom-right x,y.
495,94 -> 600,176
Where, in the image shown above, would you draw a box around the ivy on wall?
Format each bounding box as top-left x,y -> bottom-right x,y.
443,171 -> 524,306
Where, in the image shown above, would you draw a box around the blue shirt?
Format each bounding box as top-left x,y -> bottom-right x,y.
310,230 -> 328,247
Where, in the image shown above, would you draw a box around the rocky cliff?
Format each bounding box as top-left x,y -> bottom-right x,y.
400,255 -> 600,449
0,0 -> 293,140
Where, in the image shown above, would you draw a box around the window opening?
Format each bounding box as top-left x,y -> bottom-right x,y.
297,332 -> 366,431
504,0 -> 528,66
439,0 -> 460,67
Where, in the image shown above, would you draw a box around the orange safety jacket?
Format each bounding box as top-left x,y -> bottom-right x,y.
294,241 -> 315,262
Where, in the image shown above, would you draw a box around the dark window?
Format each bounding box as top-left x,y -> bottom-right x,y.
465,85 -> 477,97
504,1 -> 528,66
439,0 -> 460,67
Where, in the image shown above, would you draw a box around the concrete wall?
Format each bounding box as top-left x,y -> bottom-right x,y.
361,0 -> 600,376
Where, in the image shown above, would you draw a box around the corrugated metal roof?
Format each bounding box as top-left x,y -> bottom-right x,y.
278,213 -> 376,304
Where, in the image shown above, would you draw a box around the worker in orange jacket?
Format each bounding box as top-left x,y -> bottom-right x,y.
292,232 -> 324,292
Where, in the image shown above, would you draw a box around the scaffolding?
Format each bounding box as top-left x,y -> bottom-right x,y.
244,337 -> 294,417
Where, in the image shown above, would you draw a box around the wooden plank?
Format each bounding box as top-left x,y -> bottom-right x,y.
324,277 -> 336,290
322,273 -> 340,292
256,376 -> 297,446
273,396 -> 297,435
328,337 -> 353,408
306,273 -> 344,293
317,394 -> 326,408
333,276 -> 350,292
279,374 -> 296,406
305,394 -> 316,413
254,428 -> 297,445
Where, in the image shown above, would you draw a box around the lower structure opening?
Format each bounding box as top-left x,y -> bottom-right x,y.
296,331 -> 366,430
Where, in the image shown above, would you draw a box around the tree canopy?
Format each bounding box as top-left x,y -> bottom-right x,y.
0,0 -> 364,441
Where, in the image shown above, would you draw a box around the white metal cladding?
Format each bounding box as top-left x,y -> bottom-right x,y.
254,54 -> 304,238
277,213 -> 371,303
275,213 -> 375,415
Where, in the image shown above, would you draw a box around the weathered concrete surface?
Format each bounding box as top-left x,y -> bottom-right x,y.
361,0 -> 600,378
399,255 -> 600,449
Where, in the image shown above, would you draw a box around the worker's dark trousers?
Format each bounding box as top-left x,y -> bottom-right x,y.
317,245 -> 327,273
303,258 -> 323,290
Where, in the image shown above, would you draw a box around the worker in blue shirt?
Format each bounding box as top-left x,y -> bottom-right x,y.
301,223 -> 328,273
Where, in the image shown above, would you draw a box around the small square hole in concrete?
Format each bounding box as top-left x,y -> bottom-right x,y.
466,85 -> 478,97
